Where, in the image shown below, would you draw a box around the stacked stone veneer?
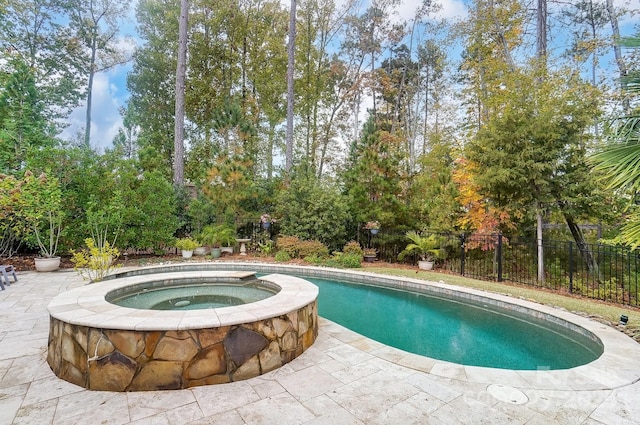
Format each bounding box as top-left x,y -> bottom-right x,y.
47,301 -> 317,391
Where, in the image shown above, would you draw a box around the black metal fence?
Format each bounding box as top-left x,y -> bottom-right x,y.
359,229 -> 640,307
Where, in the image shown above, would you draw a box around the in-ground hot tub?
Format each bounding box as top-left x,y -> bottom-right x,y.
46,270 -> 318,391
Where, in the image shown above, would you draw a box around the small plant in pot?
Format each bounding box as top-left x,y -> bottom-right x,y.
175,237 -> 200,258
363,247 -> 378,263
397,231 -> 446,270
199,224 -> 236,258
18,171 -> 65,271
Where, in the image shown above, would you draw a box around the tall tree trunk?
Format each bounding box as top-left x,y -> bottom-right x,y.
84,30 -> 98,148
536,0 -> 547,60
536,206 -> 545,284
564,212 -> 599,278
285,0 -> 296,173
174,0 -> 188,186
605,0 -> 629,112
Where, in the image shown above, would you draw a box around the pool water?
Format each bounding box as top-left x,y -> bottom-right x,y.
305,277 -> 602,370
109,281 -> 278,310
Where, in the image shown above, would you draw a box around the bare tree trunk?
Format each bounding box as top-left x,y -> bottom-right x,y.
84,28 -> 98,148
536,207 -> 545,284
606,0 -> 629,112
285,0 -> 296,173
174,0 -> 188,186
536,0 -> 547,60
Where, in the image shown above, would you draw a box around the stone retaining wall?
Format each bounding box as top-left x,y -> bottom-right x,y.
47,301 -> 317,391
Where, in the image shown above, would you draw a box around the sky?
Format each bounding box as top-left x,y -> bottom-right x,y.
59,0 -> 638,151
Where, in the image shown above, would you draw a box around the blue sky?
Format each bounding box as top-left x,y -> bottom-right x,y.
59,0 -> 638,151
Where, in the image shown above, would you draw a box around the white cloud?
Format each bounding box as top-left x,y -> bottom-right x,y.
59,64 -> 131,150
395,0 -> 468,23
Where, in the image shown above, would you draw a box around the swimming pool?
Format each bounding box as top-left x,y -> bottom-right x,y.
101,264 -> 603,371
306,277 -> 601,370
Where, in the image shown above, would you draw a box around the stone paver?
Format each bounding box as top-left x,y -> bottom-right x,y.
0,268 -> 639,425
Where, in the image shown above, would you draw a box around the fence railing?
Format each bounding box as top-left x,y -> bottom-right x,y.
359,229 -> 640,307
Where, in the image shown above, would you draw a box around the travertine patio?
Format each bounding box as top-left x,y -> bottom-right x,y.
1,267 -> 639,424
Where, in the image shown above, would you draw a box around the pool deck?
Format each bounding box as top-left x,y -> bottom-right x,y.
1,267 -> 640,425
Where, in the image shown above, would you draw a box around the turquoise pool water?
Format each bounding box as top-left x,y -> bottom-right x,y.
305,277 -> 602,370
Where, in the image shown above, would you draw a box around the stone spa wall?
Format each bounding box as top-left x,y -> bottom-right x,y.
47,301 -> 317,391
46,271 -> 319,391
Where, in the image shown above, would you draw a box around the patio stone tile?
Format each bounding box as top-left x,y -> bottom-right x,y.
249,379 -> 287,399
21,375 -> 84,406
404,373 -> 462,403
327,370 -> 421,423
12,398 -> 57,425
589,383 -> 640,425
428,394 -> 521,425
127,390 -> 197,422
191,380 -> 260,417
0,396 -> 24,425
185,409 -> 245,425
53,390 -> 129,425
276,365 -> 343,402
303,394 -> 366,425
237,392 -> 315,425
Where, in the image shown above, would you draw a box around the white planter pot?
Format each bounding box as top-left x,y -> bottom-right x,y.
35,256 -> 61,272
220,246 -> 234,255
181,250 -> 194,259
418,260 -> 434,271
194,247 -> 208,256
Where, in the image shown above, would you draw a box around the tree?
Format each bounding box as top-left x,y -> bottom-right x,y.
174,0 -> 188,185
127,0 -> 180,176
0,0 -> 85,119
467,67 -> 604,276
285,0 -> 297,172
591,34 -> 640,247
0,59 -> 57,173
69,0 -> 131,147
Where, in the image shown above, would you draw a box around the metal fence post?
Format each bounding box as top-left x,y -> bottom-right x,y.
497,234 -> 503,282
460,233 -> 466,276
568,242 -> 574,293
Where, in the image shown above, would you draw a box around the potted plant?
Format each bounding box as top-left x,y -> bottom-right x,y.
199,224 -> 236,258
397,231 -> 446,270
18,171 -> 65,271
363,247 -> 378,263
364,220 -> 380,235
175,237 -> 199,258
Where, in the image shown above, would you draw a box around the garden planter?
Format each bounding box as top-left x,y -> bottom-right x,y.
194,247 -> 207,256
35,256 -> 61,272
370,229 -> 379,235
181,250 -> 194,259
363,255 -> 376,263
211,248 -> 222,258
220,246 -> 234,255
418,260 -> 434,271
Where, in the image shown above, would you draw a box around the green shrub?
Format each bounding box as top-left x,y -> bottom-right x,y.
276,235 -> 302,257
274,250 -> 291,262
298,240 -> 329,259
337,253 -> 363,268
304,254 -> 324,265
343,241 -> 364,257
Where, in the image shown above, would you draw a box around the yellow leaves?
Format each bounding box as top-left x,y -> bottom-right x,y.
452,157 -> 515,236
70,238 -> 121,282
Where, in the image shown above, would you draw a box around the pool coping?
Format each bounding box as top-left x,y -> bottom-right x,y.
99,262 -> 640,392
47,271 -> 319,331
